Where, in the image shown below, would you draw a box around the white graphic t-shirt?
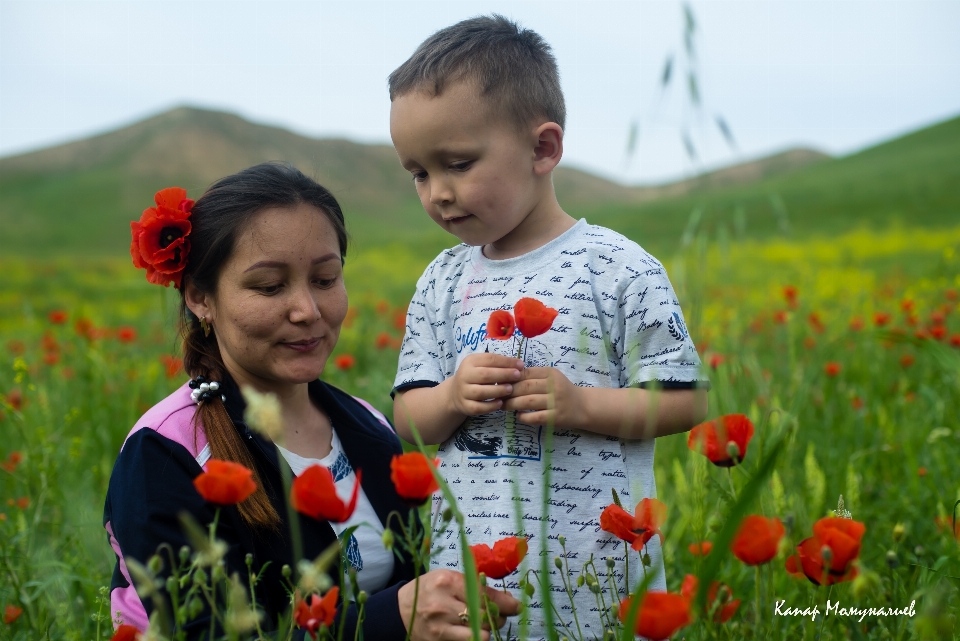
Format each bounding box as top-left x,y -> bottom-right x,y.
393,220 -> 706,639
277,429 -> 395,596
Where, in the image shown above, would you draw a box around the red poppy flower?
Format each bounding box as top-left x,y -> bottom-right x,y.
808,312 -> 825,333
390,452 -> 440,505
618,592 -> 691,641
3,604 -> 23,625
900,299 -> 915,312
930,311 -> 946,325
900,354 -> 915,368
792,517 -> 865,585
375,332 -> 391,349
43,351 -> 60,366
130,187 -> 194,289
600,498 -> 667,550
873,312 -> 891,327
687,414 -> 754,467
688,541 -> 712,556
0,451 -> 23,473
470,536 -> 528,579
486,310 -> 516,340
48,310 -> 68,324
6,341 -> 25,356
679,574 -> 740,623
851,395 -> 863,410
193,460 -> 257,505
951,334 -> 960,348
160,355 -> 183,379
110,624 -> 142,641
75,318 -> 96,340
334,354 -> 355,370
294,588 -> 339,639
849,316 -> 864,331
117,326 -> 137,343
803,336 -> 817,349
375,300 -> 390,314
41,332 -> 59,353
730,515 -> 784,565
14,497 -> 29,510
773,310 -> 789,324
292,464 -> 361,523
4,389 -> 24,412
930,325 -> 947,341
708,353 -> 725,369
917,467 -> 927,477
934,515 -> 960,540
784,553 -> 805,579
824,362 -> 841,377
513,298 -> 558,338
393,311 -> 407,330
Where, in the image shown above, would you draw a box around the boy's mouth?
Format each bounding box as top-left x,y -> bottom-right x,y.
443,214 -> 472,225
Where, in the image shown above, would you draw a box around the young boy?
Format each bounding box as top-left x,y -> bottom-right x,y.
389,15 -> 708,638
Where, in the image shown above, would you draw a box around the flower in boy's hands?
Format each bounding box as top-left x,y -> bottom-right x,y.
470,536 -> 528,579
292,465 -> 361,522
390,452 -> 440,505
193,460 -> 257,505
294,588 -> 339,638
514,297 -> 558,338
486,310 -> 516,340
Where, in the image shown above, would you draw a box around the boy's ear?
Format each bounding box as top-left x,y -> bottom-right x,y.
532,122 -> 564,176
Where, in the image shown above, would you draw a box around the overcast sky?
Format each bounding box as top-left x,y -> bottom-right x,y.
1,0 -> 959,184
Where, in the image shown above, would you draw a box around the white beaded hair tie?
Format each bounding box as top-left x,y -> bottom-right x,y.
188,375 -> 225,404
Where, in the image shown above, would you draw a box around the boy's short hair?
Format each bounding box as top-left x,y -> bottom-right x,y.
388,14 -> 566,131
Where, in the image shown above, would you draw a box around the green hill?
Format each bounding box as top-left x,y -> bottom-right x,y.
1,105 -> 958,259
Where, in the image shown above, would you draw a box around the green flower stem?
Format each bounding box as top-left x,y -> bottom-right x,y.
276,446 -> 304,584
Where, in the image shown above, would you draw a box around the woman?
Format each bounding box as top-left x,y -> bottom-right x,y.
105,162 -> 519,640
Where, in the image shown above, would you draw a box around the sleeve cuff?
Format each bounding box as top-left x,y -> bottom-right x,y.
636,380 -> 711,391
390,380 -> 440,400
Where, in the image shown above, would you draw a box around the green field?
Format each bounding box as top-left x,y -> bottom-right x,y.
2,111 -> 960,640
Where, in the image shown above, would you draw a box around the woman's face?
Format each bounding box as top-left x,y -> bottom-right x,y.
188,203 -> 348,391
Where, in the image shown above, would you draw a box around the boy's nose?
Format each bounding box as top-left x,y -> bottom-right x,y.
429,179 -> 454,205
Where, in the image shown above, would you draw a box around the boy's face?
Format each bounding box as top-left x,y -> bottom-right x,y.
390,81 -> 542,247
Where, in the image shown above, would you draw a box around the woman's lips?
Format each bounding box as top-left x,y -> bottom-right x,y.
282,338 -> 321,353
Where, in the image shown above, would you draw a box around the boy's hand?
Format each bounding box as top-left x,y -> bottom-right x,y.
501,367 -> 584,428
446,353 -> 525,417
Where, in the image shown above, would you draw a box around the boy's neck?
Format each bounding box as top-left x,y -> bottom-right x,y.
482,190 -> 576,260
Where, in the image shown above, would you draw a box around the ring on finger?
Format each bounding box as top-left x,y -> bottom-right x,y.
458,608 -> 469,625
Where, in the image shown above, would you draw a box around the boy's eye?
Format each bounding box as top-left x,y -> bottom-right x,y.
450,161 -> 473,172
412,171 -> 428,183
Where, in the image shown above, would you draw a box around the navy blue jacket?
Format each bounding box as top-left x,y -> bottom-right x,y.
103,376 -> 420,639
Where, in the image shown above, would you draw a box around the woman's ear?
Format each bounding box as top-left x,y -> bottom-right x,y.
532,122 -> 564,176
183,277 -> 214,322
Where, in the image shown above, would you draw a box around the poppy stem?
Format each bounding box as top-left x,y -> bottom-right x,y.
755,564 -> 762,634
726,468 -> 737,502
816,585 -> 832,640
623,541 -> 630,595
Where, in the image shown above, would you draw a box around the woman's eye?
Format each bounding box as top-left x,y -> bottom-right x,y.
257,284 -> 283,294
314,278 -> 337,288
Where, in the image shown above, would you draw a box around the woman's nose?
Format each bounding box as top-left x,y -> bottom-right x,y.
289,284 -> 322,324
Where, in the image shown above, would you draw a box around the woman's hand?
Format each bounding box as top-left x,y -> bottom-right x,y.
397,569 -> 522,641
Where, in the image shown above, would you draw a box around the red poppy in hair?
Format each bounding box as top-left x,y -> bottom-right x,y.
130,187 -> 194,288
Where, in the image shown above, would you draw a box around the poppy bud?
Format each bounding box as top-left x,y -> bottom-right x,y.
820,545 -> 833,565
245,553 -> 253,567
590,582 -> 601,594
148,555 -> 163,574
554,556 -> 563,570
641,552 -> 652,567
524,582 -> 535,597
851,570 -> 881,599
382,529 -> 395,550
442,507 -> 454,522
478,572 -> 487,586
213,561 -> 226,582
188,597 -> 204,619
281,564 -> 291,579
180,546 -> 191,563
914,545 -> 924,557
606,557 -> 615,569
194,568 -> 208,585
166,576 -> 178,595
707,514 -> 722,532
726,441 -> 740,461
358,591 -> 368,605
892,523 -> 905,542
885,550 -> 898,569
488,601 -> 500,619
577,575 -> 584,587
558,535 -> 566,546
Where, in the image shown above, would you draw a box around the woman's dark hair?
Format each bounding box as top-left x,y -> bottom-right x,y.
180,162 -> 347,531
